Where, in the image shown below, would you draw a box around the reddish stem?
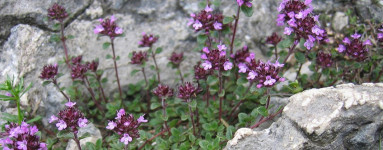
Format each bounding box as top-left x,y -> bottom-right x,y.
60,22 -> 71,68
188,99 -> 197,136
228,82 -> 253,118
137,128 -> 170,150
73,131 -> 82,150
230,6 -> 241,54
110,38 -> 123,100
83,76 -> 103,111
250,107 -> 283,129
52,78 -> 70,101
94,73 -> 107,103
150,48 -> 161,83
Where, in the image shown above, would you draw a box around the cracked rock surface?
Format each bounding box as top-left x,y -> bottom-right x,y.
226,83 -> 383,150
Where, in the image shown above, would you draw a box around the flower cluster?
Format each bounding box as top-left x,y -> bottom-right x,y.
39,64 -> 58,80
169,52 -> 184,66
87,60 -> 99,72
0,122 -> 47,150
337,33 -> 371,62
130,51 -> 148,65
316,51 -> 333,68
277,0 -> 328,50
194,62 -> 211,80
153,84 -> 174,99
106,109 -> 147,145
71,55 -> 83,65
187,5 -> 224,33
71,64 -> 88,79
49,101 -> 88,132
201,44 -> 233,71
47,3 -> 68,22
138,33 -> 158,47
231,46 -> 254,64
94,16 -> 123,38
178,82 -> 199,100
266,32 -> 282,46
240,58 -> 285,88
237,0 -> 253,7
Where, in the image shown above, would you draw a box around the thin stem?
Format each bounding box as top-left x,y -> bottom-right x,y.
228,82 -> 253,119
274,46 -> 278,59
138,128 -> 170,150
15,95 -> 22,125
83,77 -> 103,111
205,83 -> 210,107
257,88 -> 271,124
295,63 -> 303,80
94,73 -> 107,103
283,43 -> 297,65
150,48 -> 161,83
142,67 -> 150,113
162,98 -> 171,135
73,132 -> 82,150
375,69 -> 383,83
188,99 -> 197,136
230,6 -> 241,54
142,67 -> 148,86
250,107 -> 283,129
177,66 -> 184,83
218,70 -> 223,120
60,22 -> 70,68
110,38 -> 123,99
52,79 -> 70,101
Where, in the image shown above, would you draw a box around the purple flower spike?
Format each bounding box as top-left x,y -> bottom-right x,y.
49,115 -> 58,123
47,3 -> 68,22
337,34 -> 370,61
188,6 -> 225,32
39,64 -> 58,80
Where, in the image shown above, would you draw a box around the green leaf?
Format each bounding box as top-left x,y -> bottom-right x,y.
223,16 -> 234,24
131,69 -> 141,76
106,54 -> 112,59
197,34 -> 208,44
238,113 -> 247,123
86,142 -> 96,150
226,126 -> 235,140
190,100 -> 197,109
42,81 -> 52,86
218,90 -> 225,97
295,52 -> 306,64
257,106 -> 269,117
207,76 -> 219,86
103,42 -> 111,49
57,131 -> 74,139
26,115 -> 42,124
161,114 -> 169,121
240,5 -> 253,17
116,56 -> 120,61
1,113 -> 19,122
236,77 -> 248,85
0,95 -> 16,101
67,35 -> 75,39
277,35 -> 294,49
79,132 -> 91,140
155,47 -> 163,54
198,2 -> 207,9
222,70 -> 231,77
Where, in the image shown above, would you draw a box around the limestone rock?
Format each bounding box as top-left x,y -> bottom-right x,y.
332,12 -> 348,32
226,84 -> 383,150
66,123 -> 102,150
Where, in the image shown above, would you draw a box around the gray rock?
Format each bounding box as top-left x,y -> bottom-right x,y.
66,123 -> 102,150
226,84 -> 383,150
332,12 -> 348,32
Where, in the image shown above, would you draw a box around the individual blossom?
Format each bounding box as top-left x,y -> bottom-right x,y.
94,15 -> 123,38
337,33 -> 371,62
237,0 -> 253,7
316,51 -> 333,68
47,3 -> 68,22
71,64 -> 88,79
49,101 -> 88,133
153,84 -> 174,99
138,33 -> 158,47
87,60 -> 99,72
194,62 -> 211,80
266,32 -> 282,46
0,122 -> 47,150
39,64 -> 59,80
106,109 -> 146,146
246,59 -> 285,88
277,0 -> 328,50
188,5 -> 225,32
169,52 -> 184,66
201,45 -> 233,71
71,55 -> 83,65
130,51 -> 148,65
178,82 -> 199,100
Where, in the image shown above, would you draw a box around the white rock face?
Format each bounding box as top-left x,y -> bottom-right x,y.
226,84 -> 383,150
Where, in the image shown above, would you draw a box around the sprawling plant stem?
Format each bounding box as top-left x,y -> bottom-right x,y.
177,66 -> 184,83
60,22 -> 70,68
73,132 -> 82,150
283,43 -> 297,65
110,38 -> 123,99
218,69 -> 223,120
83,76 -> 103,111
188,99 -> 197,136
250,108 -> 283,129
142,67 -> 151,113
94,72 -> 107,103
52,78 -> 70,101
274,46 -> 279,59
150,47 -> 161,83
228,82 -> 253,119
229,6 -> 241,54
161,98 -> 171,135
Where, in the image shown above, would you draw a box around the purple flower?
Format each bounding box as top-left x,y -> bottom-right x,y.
56,120 -> 67,130
343,37 -> 351,44
5,92 -> 12,97
49,115 -> 58,123
363,39 -> 372,46
316,51 -> 333,68
137,115 -> 148,123
217,43 -> 227,51
247,71 -> 258,80
205,5 -> 213,12
213,21 -> 222,30
351,33 -> 361,39
264,76 -> 276,86
237,0 -> 253,7
116,109 -> 125,120
93,25 -> 104,34
202,61 -> 212,70
87,60 -> 99,72
266,32 -> 282,46
71,64 -> 88,79
78,118 -> 88,128
138,33 -> 159,47
30,125 -> 39,135
178,82 -> 199,100
39,64 -> 58,80
194,62 -> 211,80
193,20 -> 203,30
377,33 -> 383,40
115,27 -> 123,34
17,140 -> 27,150
120,134 -> 133,145
337,33 -> 370,61
223,61 -> 233,70
106,121 -> 117,130
169,52 -> 184,66
94,16 -> 123,38
284,27 -> 293,35
304,40 -> 314,50
65,101 -> 76,107
238,63 -> 248,73
246,59 -> 284,87
130,51 -> 148,65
